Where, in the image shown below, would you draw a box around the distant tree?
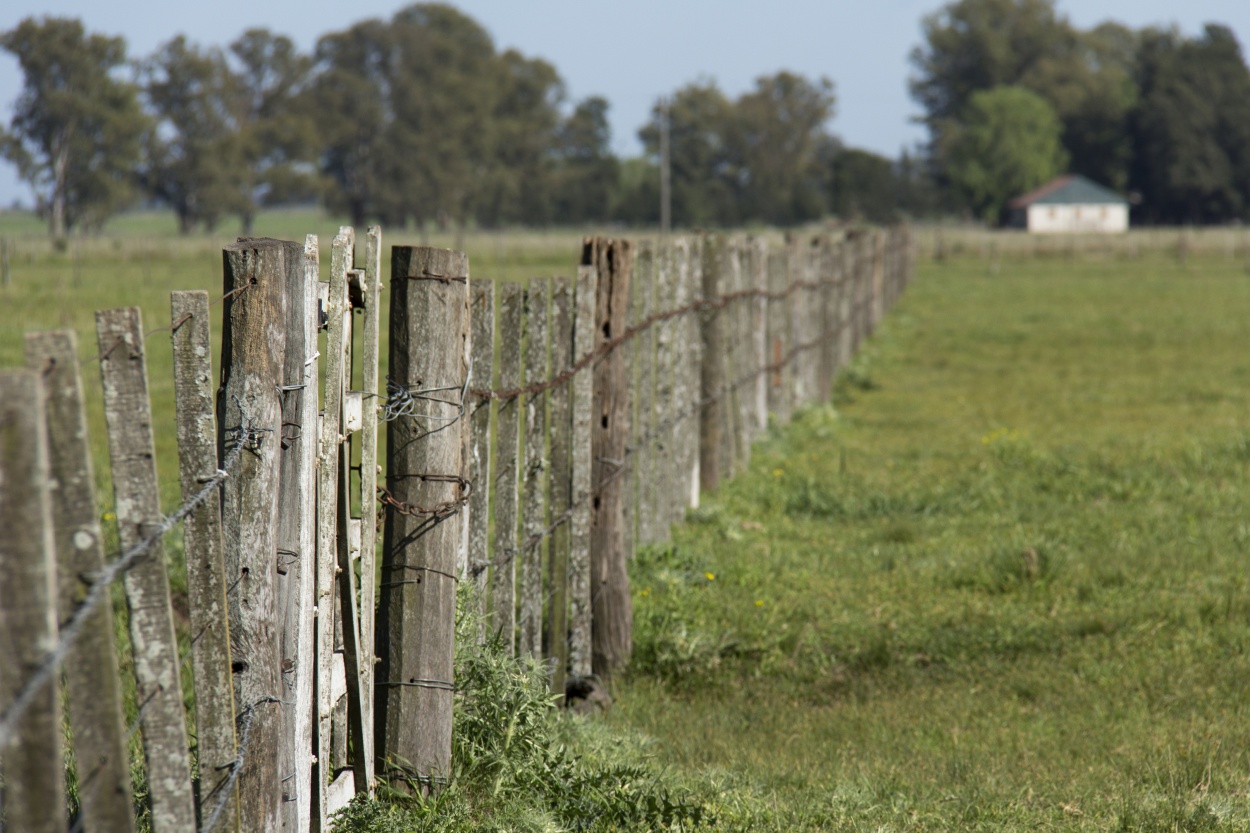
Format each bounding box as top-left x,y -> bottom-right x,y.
942,86 -> 1068,222
477,49 -> 564,227
310,19 -> 393,228
910,0 -> 1072,134
313,3 -> 564,232
0,17 -> 146,238
639,81 -> 737,227
141,36 -> 245,233
829,148 -> 899,224
611,156 -> 660,226
551,96 -> 620,225
730,72 -> 836,224
229,29 -> 317,233
1130,25 -> 1250,224
912,0 -> 1137,197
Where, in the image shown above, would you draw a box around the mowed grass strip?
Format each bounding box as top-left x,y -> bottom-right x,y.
621,255 -> 1250,831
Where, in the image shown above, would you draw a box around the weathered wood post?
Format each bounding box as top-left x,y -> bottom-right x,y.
585,237 -> 633,678
273,233 -> 319,831
699,235 -> 725,493
519,279 -> 550,657
766,245 -> 792,425
569,266 -> 596,679
468,283 -> 495,631
547,277 -> 574,695
377,246 -> 470,793
492,282 -> 522,651
97,307 -> 197,833
677,237 -> 702,512
218,238 -> 292,832
0,368 -> 65,833
649,241 -> 677,541
315,233 -> 349,828
24,332 -> 135,833
634,244 -> 657,548
169,293 -> 239,833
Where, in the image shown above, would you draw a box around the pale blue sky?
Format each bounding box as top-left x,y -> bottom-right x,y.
1,0 -> 1248,207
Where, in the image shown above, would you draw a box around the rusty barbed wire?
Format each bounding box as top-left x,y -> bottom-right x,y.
0,409 -> 267,752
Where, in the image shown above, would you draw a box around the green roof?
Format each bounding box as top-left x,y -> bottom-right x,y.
1009,175 -> 1127,209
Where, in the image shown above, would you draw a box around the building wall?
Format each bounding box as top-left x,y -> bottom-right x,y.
1026,203 -> 1129,234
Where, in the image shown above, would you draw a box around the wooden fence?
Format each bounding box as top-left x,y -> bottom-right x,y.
0,225 -> 912,833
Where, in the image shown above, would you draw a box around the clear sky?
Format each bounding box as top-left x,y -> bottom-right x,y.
1,0 -> 1248,208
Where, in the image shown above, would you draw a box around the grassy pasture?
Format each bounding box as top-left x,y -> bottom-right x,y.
620,253 -> 1250,830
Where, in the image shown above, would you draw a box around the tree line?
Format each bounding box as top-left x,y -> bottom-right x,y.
913,0 -> 1250,225
1,4 -> 932,239
5,0 -> 1250,237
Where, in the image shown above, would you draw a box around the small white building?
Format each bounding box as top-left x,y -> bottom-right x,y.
1007,175 -> 1129,234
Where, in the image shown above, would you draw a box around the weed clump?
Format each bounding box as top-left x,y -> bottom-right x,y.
332,589 -> 709,833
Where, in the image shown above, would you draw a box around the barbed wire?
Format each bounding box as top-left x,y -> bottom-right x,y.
0,408 -> 267,753
78,284 -> 252,366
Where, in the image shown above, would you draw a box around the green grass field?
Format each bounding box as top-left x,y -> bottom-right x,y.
5,211 -> 1249,831
619,253 -> 1250,830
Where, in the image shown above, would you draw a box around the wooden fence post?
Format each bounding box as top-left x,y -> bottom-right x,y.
96,307 -> 197,833
468,283 -> 495,633
547,277 -> 574,695
634,244 -> 657,547
314,234 -> 348,830
219,239 -> 292,832
766,245 -> 792,425
750,238 -> 769,440
273,232 -> 320,830
24,332 -> 135,833
699,235 -> 725,493
585,237 -> 633,679
492,281 -> 522,651
649,242 -> 677,541
520,280 -> 550,657
169,293 -> 240,833
569,266 -> 596,679
377,245 -> 469,793
356,226 -> 383,797
678,238 -> 702,511
0,368 -> 65,833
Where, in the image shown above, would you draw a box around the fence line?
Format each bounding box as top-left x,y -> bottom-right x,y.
0,224 -> 912,833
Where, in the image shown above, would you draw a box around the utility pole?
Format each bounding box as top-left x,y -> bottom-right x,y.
660,97 -> 672,235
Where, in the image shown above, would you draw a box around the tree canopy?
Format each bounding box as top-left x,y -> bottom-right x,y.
942,86 -> 1068,222
1,17 -> 146,237
913,0 -> 1250,224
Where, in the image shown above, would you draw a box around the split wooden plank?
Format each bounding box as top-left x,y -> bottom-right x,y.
273,236 -> 320,830
650,241 -> 678,537
377,245 -> 470,793
491,281 -> 523,651
96,307 -> 196,833
569,265 -> 597,679
0,368 -> 66,833
766,246 -> 792,426
519,279 -> 549,657
633,243 -> 657,547
467,282 -> 495,635
675,238 -> 702,513
546,277 -> 574,696
218,238 -> 293,833
356,225 -> 382,796
25,331 -> 136,833
699,235 -> 725,493
585,237 -> 633,679
336,250 -> 369,796
314,233 -> 348,831
169,293 -> 239,833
